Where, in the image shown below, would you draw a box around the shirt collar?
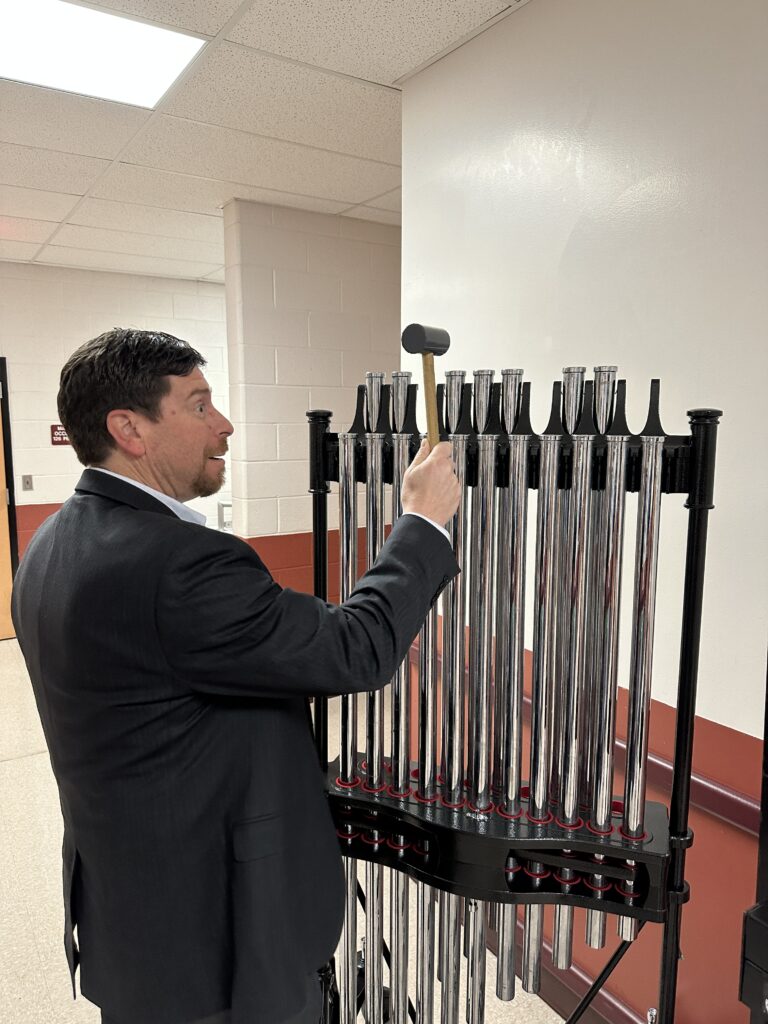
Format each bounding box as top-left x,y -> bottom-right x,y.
89,467 -> 207,526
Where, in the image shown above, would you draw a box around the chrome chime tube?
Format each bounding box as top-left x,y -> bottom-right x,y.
416,544 -> 438,1024
618,428 -> 665,941
440,370 -> 468,1024
551,367 -> 584,813
364,371 -> 386,1024
522,386 -> 562,995
415,367 -> 440,1023
495,370 -> 527,1002
466,370 -> 496,1024
585,377 -> 627,950
552,387 -> 595,970
390,370 -> 412,1024
580,368 -> 618,816
337,432 -> 359,1024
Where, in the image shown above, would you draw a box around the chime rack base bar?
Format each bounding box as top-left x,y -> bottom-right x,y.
329,754 -> 671,921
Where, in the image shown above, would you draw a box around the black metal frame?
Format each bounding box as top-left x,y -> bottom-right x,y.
308,382 -> 720,1024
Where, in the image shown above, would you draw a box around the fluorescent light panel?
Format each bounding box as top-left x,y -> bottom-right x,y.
0,0 -> 205,108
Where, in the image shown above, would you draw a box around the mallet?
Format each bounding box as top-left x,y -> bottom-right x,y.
401,323 -> 451,448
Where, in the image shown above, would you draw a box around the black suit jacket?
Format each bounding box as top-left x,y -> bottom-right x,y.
11,469 -> 458,1024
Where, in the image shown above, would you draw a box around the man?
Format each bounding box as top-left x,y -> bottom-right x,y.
11,328 -> 460,1024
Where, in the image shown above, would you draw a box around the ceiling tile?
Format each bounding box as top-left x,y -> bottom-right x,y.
121,116 -> 401,202
84,0 -> 244,36
0,240 -> 39,261
0,143 -> 110,194
70,198 -> 223,243
0,81 -> 150,159
367,188 -> 401,212
164,43 -> 401,164
0,216 -> 58,244
92,163 -> 351,216
343,206 -> 402,226
0,184 -> 81,221
227,0 -> 510,84
52,224 -> 223,263
37,245 -> 221,280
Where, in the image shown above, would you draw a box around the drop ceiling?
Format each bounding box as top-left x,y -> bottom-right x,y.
0,0 -> 528,281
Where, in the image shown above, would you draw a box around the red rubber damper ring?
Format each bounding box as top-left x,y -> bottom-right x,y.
520,785 -> 530,800
336,830 -> 360,841
505,864 -> 522,874
586,820 -> 613,836
410,768 -> 420,780
335,776 -> 361,789
612,800 -> 625,816
386,838 -> 410,851
583,878 -> 612,893
439,796 -> 466,810
615,884 -> 638,899
496,806 -> 522,820
413,845 -> 429,856
554,874 -> 579,887
619,827 -> 649,843
526,810 -> 553,825
386,785 -> 412,799
468,801 -> 494,814
361,781 -> 387,794
361,834 -> 383,846
524,868 -> 551,880
414,791 -> 439,804
555,816 -> 584,831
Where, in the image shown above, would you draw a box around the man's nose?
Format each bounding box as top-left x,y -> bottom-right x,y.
215,409 -> 234,436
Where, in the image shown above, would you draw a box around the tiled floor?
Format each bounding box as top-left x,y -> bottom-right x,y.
0,641 -> 562,1024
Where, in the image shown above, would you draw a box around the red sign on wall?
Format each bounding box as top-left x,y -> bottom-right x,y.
51,424 -> 70,446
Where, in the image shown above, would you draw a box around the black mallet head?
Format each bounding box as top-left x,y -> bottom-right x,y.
401,324 -> 451,447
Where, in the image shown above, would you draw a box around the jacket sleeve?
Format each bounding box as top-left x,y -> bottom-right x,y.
157,514 -> 459,699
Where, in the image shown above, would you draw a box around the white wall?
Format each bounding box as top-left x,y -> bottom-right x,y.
224,200 -> 401,538
401,0 -> 768,736
0,261 -> 230,525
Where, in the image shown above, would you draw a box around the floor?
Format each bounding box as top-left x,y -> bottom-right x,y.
0,640 -> 563,1024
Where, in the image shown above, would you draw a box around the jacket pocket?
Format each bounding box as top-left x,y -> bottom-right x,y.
232,814 -> 284,862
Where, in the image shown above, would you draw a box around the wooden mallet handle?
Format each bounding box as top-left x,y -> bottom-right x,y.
421,352 -> 440,449
401,323 -> 451,449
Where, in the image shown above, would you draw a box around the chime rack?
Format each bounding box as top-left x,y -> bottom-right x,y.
307,366 -> 720,1024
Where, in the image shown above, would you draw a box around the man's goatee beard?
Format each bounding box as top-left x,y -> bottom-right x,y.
194,467 -> 225,499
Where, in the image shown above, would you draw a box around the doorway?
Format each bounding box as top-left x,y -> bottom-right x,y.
0,359 -> 19,639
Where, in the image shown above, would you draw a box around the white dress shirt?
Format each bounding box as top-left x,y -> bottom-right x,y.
90,467 -> 207,526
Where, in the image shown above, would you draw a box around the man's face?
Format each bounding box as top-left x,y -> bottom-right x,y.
142,368 -> 234,501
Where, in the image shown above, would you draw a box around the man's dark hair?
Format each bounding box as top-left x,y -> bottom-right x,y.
58,328 -> 206,465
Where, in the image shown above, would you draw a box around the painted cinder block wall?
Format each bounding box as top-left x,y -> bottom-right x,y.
223,199 -> 401,546
0,260 -> 230,548
399,0 -> 766,1021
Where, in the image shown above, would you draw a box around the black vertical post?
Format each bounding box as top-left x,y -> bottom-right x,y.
657,408 -> 721,1023
308,409 -> 332,772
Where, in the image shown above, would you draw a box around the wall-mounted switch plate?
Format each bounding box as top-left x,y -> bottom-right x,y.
22,475 -> 33,491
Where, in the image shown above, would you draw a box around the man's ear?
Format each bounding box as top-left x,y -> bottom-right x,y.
105,409 -> 146,457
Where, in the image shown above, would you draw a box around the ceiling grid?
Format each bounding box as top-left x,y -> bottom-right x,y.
0,0 -> 525,280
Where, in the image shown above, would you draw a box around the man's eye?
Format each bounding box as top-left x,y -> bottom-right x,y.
196,404 -> 205,413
